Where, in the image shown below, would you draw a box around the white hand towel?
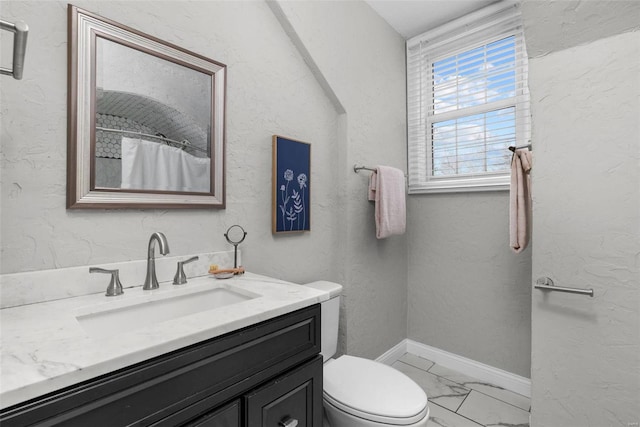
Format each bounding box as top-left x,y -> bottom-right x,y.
510,148 -> 532,253
370,165 -> 406,239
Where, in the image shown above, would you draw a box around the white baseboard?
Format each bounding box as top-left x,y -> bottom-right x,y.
375,339 -> 531,398
376,339 -> 409,365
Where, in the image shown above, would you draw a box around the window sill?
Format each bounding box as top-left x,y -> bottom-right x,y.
408,175 -> 510,194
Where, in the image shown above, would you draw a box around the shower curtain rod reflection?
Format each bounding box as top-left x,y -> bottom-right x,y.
95,126 -> 208,154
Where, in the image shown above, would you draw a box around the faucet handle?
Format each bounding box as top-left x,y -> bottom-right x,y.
173,256 -> 199,285
89,267 -> 124,297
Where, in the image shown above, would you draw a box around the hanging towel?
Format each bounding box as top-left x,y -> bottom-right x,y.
510,148 -> 532,253
121,137 -> 210,193
368,165 -> 406,239
368,171 -> 377,201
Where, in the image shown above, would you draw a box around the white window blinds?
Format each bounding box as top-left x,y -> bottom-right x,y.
407,2 -> 530,193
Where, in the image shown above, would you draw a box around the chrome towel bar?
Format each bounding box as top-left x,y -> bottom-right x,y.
353,164 -> 407,177
353,165 -> 377,173
534,277 -> 594,297
1,19 -> 28,80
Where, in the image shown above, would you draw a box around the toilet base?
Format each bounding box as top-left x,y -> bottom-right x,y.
323,400 -> 430,427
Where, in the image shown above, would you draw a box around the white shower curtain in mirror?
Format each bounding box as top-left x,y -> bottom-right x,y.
121,137 -> 210,193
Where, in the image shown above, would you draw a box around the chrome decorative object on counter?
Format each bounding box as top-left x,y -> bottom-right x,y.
224,225 -> 247,269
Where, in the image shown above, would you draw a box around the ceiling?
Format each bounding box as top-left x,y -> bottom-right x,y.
365,0 -> 498,39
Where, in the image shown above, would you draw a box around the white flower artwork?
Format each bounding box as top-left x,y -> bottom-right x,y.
278,169 -> 308,231
273,136 -> 310,233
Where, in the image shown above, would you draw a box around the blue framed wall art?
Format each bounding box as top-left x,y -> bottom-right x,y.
272,135 -> 311,234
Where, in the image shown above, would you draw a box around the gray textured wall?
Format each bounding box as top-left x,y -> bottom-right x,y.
0,1 -> 340,281
271,0 -> 409,359
407,192 -> 532,377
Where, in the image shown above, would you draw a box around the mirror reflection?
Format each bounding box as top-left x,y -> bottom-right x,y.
94,38 -> 212,193
67,5 -> 226,209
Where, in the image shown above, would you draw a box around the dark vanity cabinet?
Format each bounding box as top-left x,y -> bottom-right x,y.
0,304 -> 323,427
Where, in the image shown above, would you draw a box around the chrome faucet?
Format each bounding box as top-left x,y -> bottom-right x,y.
143,232 -> 170,290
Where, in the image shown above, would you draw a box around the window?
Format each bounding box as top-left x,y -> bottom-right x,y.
407,3 -> 530,193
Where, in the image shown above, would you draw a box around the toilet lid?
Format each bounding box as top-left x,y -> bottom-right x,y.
323,356 -> 428,425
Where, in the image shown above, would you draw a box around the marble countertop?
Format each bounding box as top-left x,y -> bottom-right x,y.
0,273 -> 329,409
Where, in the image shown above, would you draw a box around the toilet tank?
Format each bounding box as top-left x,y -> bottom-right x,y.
303,281 -> 342,362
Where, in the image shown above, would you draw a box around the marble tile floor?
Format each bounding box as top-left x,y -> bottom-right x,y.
391,353 -> 531,427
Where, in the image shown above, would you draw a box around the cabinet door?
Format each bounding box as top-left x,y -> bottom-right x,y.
183,400 -> 240,427
246,356 -> 323,427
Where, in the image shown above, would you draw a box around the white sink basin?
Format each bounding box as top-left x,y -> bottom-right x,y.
76,286 -> 257,338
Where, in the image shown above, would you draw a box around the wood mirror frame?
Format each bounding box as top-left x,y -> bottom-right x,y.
67,5 -> 226,209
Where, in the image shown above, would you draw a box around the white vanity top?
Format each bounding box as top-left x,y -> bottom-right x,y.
0,273 -> 329,409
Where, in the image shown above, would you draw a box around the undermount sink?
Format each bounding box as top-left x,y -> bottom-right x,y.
76,286 -> 258,338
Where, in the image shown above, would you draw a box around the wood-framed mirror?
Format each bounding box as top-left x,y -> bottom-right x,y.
67,5 -> 226,209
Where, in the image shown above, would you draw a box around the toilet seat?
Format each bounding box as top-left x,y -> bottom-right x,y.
323,356 -> 428,425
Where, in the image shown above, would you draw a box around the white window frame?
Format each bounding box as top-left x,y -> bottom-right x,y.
406,1 -> 530,194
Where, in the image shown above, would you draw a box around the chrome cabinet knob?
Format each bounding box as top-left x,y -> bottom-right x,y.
278,416 -> 298,427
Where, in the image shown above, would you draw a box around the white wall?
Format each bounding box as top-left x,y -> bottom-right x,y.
523,2 -> 640,423
0,1 -> 407,360
524,9 -> 640,426
522,0 -> 640,58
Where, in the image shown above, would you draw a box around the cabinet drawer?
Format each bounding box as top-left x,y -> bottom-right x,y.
1,305 -> 320,427
245,356 -> 323,427
183,400 -> 240,427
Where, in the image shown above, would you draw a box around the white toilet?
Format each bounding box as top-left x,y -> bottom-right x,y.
304,281 -> 430,427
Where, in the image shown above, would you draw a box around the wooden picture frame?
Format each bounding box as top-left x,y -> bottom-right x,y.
272,136 -> 311,234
